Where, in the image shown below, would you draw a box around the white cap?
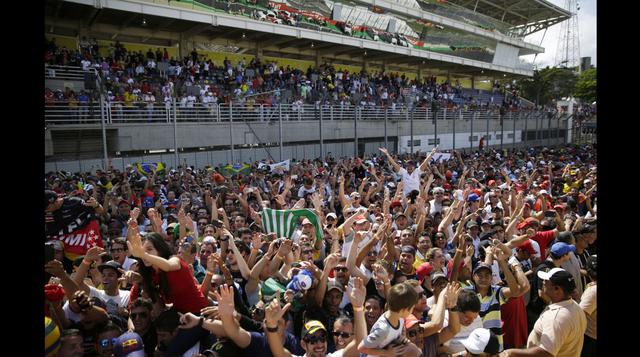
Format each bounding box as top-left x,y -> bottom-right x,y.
537,267 -> 566,281
538,190 -> 549,195
202,236 -> 216,245
432,187 -> 445,194
326,213 -> 337,220
460,328 -> 499,354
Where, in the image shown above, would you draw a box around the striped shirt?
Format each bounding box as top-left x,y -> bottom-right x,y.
466,284 -> 508,351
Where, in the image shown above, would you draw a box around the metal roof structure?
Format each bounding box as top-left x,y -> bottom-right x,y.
442,0 -> 571,36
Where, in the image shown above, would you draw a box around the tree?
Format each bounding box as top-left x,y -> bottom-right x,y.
515,67 -> 578,106
574,68 -> 596,104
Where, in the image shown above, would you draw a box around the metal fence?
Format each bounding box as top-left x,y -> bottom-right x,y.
46,100 -> 548,125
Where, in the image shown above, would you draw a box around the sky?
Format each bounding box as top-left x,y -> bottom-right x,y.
520,0 -> 596,68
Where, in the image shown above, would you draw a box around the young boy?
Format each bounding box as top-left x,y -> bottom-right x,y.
358,282 -> 422,357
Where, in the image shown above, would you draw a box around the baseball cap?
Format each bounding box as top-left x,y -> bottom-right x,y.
301,218 -> 313,226
431,273 -> 448,284
326,280 -> 344,293
467,193 -> 480,202
390,200 -> 402,208
354,215 -> 368,224
326,213 -> 337,220
98,261 -> 123,276
517,217 -> 539,230
404,314 -> 423,330
433,187 -> 445,194
553,204 -> 565,210
550,242 -> 576,257
487,180 -> 496,186
537,267 -> 576,292
394,212 -> 407,220
301,320 -> 327,339
113,332 -> 145,357
416,262 -> 433,283
202,236 -> 216,245
538,189 -> 549,196
118,199 -> 130,206
473,262 -> 493,275
460,328 -> 500,355
516,240 -> 536,255
481,219 -> 492,226
466,220 -> 479,229
350,192 -> 361,199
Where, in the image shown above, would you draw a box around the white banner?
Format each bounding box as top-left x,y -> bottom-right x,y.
432,153 -> 452,162
259,160 -> 291,173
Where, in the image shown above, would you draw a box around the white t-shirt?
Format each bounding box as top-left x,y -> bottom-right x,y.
398,167 -> 422,197
361,313 -> 405,356
89,286 -> 131,315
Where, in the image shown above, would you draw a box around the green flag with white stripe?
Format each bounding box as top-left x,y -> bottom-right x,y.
260,208 -> 322,241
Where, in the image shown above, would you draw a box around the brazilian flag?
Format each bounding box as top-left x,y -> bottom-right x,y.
136,162 -> 166,176
220,163 -> 251,177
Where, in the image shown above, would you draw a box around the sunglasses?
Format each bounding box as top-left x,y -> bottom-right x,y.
334,267 -> 348,273
332,331 -> 353,339
130,312 -> 148,320
304,334 -> 327,344
302,250 -> 313,255
100,338 -> 118,348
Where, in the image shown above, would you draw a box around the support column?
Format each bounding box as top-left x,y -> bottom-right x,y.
471,76 -> 475,90
256,42 -> 264,59
315,50 -> 321,68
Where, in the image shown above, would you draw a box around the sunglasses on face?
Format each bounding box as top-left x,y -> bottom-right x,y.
332,331 -> 353,339
334,267 -> 348,273
302,250 -> 313,255
100,338 -> 118,348
130,312 -> 148,320
304,334 -> 327,344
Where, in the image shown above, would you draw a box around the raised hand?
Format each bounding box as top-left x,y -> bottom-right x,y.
444,282 -> 462,309
85,246 -> 105,262
347,276 -> 366,308
378,147 -> 389,156
212,284 -> 235,318
130,207 -> 141,221
251,233 -> 263,251
126,230 -> 145,258
200,305 -> 220,320
324,253 -> 340,272
264,292 -> 291,328
44,259 -> 67,278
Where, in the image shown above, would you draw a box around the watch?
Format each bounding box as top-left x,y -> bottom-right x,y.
266,324 -> 279,333
197,316 -> 204,328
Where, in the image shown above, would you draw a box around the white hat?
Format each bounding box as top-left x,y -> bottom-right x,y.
460,328 -> 500,354
202,236 -> 216,245
326,213 -> 337,220
432,187 -> 445,194
538,190 -> 549,195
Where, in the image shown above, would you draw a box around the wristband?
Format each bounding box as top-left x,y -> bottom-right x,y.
353,306 -> 364,312
266,324 -> 279,332
198,316 -> 204,328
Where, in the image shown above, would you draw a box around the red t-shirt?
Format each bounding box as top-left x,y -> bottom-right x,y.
531,230 -> 555,259
130,259 -> 208,314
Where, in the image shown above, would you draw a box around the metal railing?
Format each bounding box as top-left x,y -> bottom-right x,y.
44,65 -> 97,81
45,101 -> 552,125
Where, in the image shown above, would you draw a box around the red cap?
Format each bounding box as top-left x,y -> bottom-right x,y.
445,170 -> 453,179
390,201 -> 402,208
213,173 -> 225,184
404,314 -> 423,330
488,180 -> 496,186
553,204 -> 564,210
516,239 -> 536,255
416,262 -> 433,283
472,189 -> 482,196
540,181 -> 550,189
354,215 -> 368,224
443,183 -> 451,190
517,217 -> 539,230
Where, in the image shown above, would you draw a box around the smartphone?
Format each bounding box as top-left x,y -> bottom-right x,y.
45,243 -> 55,264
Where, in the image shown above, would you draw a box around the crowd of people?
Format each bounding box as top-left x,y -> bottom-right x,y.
44,143 -> 597,356
45,38 -> 525,117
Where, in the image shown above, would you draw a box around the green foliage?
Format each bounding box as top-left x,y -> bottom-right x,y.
574,68 -> 597,104
515,67 -> 579,106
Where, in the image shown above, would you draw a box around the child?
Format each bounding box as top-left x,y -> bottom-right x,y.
358,282 -> 422,357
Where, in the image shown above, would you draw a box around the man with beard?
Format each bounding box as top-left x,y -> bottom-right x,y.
129,297 -> 158,356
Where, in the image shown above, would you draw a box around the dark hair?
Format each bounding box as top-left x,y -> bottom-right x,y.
335,314 -> 353,326
131,297 -> 153,312
95,321 -> 122,341
155,308 -> 181,333
61,329 -> 82,339
139,233 -> 173,303
456,290 -> 481,313
237,227 -> 252,237
365,294 -> 383,308
112,237 -> 127,247
386,282 -> 418,312
586,255 -> 597,280
233,239 -> 251,255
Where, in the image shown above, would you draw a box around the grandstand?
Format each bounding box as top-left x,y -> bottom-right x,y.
44,0 -> 574,172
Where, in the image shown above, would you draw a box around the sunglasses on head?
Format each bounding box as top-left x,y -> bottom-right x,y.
332,331 -> 353,339
130,312 -> 148,320
100,338 -> 118,348
304,334 -> 327,344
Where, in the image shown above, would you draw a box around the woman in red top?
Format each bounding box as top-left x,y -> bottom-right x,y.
127,227 -> 211,355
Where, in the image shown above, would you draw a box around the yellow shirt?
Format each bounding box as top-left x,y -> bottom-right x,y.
527,299 -> 587,357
